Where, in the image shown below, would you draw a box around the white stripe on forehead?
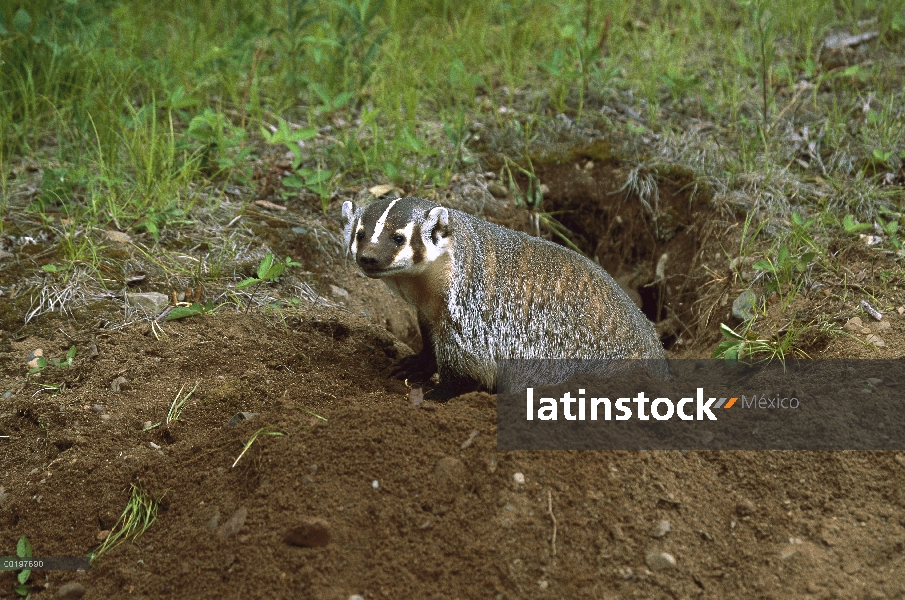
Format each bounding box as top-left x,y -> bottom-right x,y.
370,198 -> 401,243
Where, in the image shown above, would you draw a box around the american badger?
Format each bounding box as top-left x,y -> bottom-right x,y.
342,197 -> 666,399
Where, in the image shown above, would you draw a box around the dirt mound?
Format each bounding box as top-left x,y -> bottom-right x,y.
2,311 -> 904,599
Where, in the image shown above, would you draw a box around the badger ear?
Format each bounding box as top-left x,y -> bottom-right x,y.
342,200 -> 355,222
423,207 -> 450,245
341,201 -> 357,252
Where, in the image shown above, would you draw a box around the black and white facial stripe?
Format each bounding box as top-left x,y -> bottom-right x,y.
342,197 -> 451,277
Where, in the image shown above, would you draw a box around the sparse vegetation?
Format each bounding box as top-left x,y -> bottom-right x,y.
89,484 -> 161,563
232,426 -> 287,468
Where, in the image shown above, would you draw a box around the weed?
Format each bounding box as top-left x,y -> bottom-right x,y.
165,301 -> 224,322
232,426 -> 286,468
238,253 -> 302,313
167,381 -> 200,424
712,322 -> 810,364
752,245 -> 815,306
13,535 -> 31,598
89,484 -> 160,563
28,346 -> 76,375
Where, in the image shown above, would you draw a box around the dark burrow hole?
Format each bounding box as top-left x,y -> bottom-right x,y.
517,157 -> 709,351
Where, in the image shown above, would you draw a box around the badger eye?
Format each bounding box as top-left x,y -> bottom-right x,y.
356,230 -> 365,241
392,234 -> 405,245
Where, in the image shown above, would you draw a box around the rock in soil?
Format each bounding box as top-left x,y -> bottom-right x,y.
125,291 -> 170,315
650,520 -> 671,538
218,507 -> 247,538
56,581 -> 85,599
736,499 -> 756,516
110,376 -> 128,392
645,551 -> 677,571
731,290 -> 756,321
284,517 -> 331,548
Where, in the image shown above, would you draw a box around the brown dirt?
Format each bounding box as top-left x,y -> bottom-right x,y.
2,157 -> 905,599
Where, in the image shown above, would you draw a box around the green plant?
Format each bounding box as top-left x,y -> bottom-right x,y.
843,214 -> 873,234
712,322 -> 810,363
13,536 -> 31,598
232,426 -> 286,467
28,346 -> 77,374
741,0 -> 777,124
502,159 -> 582,253
237,253 -> 302,312
185,109 -> 252,176
752,245 -> 814,305
167,381 -> 200,424
89,484 -> 160,563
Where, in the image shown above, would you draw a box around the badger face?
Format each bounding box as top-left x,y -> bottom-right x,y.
342,197 -> 450,278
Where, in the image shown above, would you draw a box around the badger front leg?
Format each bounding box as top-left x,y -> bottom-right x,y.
389,314 -> 438,384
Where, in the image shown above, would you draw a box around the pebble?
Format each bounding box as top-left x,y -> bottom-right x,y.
876,321 -> 891,331
329,285 -> 350,299
26,349 -> 44,369
843,317 -> 864,332
91,404 -> 104,413
645,551 -> 676,571
125,291 -> 170,315
894,454 -> 905,468
96,530 -> 110,541
372,480 -> 379,489
284,517 -> 331,547
731,290 -> 757,321
650,520 -> 671,538
56,582 -> 85,599
105,230 -> 131,244
513,472 -> 525,485
218,507 -> 248,538
736,499 -> 756,516
227,412 -> 258,427
1,390 -> 12,399
866,334 -> 885,347
110,376 -> 129,393
867,378 -> 883,386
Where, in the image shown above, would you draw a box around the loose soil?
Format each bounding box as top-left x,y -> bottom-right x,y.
2,156 -> 905,599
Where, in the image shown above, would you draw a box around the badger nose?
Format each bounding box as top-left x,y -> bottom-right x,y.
357,254 -> 380,268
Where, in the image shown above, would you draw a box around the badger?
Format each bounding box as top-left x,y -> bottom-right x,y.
342,196 -> 666,399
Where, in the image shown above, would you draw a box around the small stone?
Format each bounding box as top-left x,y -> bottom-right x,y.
731,290 -> 757,321
487,182 -> 509,198
372,480 -> 379,490
100,414 -> 110,421
645,551 -> 676,571
348,596 -> 365,600
96,530 -> 110,541
26,349 -> 44,369
218,507 -> 247,538
227,412 -> 257,427
110,375 -> 128,392
898,306 -> 905,316
513,472 -> 526,485
1,390 -> 12,399
329,285 -> 349,299
650,520 -> 671,538
867,378 -> 883,386
125,291 -> 170,315
91,404 -> 104,413
284,517 -> 331,547
876,321 -> 891,331
150,441 -> 160,449
140,421 -> 153,430
843,317 -> 863,332
291,226 -> 309,235
105,230 -> 131,244
736,499 -> 756,516
56,582 -> 86,599
204,511 -> 220,531
866,334 -> 885,347
894,454 -> 905,468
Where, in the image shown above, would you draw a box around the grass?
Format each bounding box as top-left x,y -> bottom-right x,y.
232,426 -> 286,467
89,483 -> 161,562
1,0 -> 904,357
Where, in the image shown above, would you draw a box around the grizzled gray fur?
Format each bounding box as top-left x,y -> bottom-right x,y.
342,196 -> 666,399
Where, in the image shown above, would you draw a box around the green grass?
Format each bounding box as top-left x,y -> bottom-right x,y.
89,483 -> 161,562
2,0 -> 905,352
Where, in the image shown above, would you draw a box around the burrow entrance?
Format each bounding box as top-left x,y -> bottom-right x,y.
509,152 -> 714,351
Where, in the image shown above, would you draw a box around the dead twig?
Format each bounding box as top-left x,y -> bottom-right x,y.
547,489 -> 558,557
